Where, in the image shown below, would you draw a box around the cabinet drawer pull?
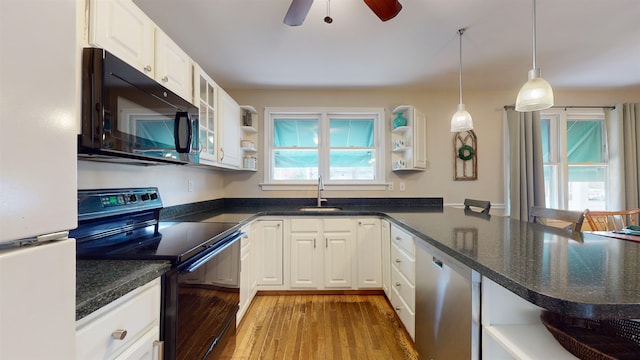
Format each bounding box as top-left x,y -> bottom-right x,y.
313,238 -> 316,248
144,65 -> 152,72
395,259 -> 401,263
111,329 -> 127,340
325,238 -> 328,248
395,236 -> 402,241
154,340 -> 165,360
161,76 -> 169,83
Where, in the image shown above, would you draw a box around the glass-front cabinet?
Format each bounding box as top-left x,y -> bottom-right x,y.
194,65 -> 219,165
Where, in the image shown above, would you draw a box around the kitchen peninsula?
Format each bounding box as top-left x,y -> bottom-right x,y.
78,202 -> 640,358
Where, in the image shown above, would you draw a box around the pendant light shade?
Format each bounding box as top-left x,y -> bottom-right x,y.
451,104 -> 473,132
515,0 -> 553,112
451,28 -> 473,132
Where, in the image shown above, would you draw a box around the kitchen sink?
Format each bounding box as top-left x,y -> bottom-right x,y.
298,206 -> 342,212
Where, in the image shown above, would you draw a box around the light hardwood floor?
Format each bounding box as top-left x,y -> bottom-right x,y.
219,294 -> 419,359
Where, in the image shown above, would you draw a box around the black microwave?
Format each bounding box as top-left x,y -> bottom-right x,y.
79,48 -> 199,165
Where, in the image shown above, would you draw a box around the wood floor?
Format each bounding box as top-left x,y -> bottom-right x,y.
219,294 -> 419,359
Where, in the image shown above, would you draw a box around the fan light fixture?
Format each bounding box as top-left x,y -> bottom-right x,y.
515,0 -> 553,112
451,28 -> 473,132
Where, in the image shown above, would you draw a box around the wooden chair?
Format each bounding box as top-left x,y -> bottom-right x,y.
528,206 -> 587,233
464,198 -> 491,214
584,208 -> 640,231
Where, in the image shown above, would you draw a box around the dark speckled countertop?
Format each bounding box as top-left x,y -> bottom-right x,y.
172,204 -> 640,320
76,260 -> 171,320
77,200 -> 640,321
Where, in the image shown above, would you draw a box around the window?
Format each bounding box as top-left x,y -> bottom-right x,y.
263,108 -> 385,189
540,109 -> 607,211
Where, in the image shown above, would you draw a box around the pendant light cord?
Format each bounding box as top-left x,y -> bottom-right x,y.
458,28 -> 466,105
532,0 -> 537,70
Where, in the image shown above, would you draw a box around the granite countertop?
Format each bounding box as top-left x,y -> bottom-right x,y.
76,260 -> 171,320
78,201 -> 640,321
173,204 -> 640,319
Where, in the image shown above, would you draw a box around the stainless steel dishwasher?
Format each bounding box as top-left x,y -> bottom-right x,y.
415,239 -> 481,360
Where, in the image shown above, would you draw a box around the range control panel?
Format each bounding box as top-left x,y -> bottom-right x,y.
78,187 -> 162,221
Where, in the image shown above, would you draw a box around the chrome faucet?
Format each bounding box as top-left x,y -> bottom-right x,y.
317,175 -> 327,207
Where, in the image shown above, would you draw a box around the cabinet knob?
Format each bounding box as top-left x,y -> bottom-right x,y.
395,236 -> 402,241
144,65 -> 152,72
111,329 -> 127,340
395,306 -> 402,311
395,282 -> 401,287
161,76 -> 169,83
395,259 -> 401,263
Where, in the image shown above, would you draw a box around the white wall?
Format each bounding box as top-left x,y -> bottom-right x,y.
77,161 -> 224,207
77,86 -> 639,208
224,86 -> 640,208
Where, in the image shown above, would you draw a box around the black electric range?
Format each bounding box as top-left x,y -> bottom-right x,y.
72,188 -> 242,360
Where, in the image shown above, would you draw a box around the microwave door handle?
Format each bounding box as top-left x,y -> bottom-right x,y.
174,111 -> 192,153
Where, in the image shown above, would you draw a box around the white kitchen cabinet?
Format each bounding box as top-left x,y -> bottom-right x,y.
217,88 -> 242,168
381,219 -> 391,297
289,218 -> 355,289
238,225 -> 257,325
389,225 -> 416,340
290,218 -> 323,288
356,218 -> 382,288
254,220 -> 284,286
482,277 -> 577,359
76,279 -> 163,360
391,105 -> 427,171
154,28 -> 193,101
240,105 -> 258,171
88,0 -> 154,78
193,65 -> 219,165
88,0 -> 192,102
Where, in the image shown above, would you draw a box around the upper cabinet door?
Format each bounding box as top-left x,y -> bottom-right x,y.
154,28 -> 192,101
218,88 -> 242,168
89,0 -> 155,78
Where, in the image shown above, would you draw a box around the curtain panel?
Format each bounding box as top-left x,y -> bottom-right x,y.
504,109 -> 546,221
605,103 -> 640,209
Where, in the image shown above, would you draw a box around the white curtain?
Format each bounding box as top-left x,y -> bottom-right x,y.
605,103 -> 640,209
504,108 -> 546,220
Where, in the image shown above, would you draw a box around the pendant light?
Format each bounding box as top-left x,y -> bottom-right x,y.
451,28 -> 473,132
515,0 -> 553,112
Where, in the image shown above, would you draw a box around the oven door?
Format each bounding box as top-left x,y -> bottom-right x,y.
172,234 -> 241,360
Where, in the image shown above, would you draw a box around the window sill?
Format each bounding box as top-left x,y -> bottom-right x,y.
259,183 -> 388,191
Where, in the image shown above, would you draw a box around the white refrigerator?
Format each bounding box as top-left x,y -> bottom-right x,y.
0,0 -> 78,359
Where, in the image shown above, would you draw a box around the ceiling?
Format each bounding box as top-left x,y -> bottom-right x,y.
134,0 -> 640,91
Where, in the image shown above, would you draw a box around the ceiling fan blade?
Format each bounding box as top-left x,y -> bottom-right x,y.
363,0 -> 402,22
284,0 -> 314,26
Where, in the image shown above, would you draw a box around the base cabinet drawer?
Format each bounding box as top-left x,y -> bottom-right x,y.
391,264 -> 415,312
390,286 -> 415,340
391,242 -> 415,284
76,279 -> 161,360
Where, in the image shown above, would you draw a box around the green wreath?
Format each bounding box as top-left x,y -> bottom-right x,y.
457,144 -> 475,161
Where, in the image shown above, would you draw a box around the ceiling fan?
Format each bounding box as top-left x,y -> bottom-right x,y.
283,0 -> 402,26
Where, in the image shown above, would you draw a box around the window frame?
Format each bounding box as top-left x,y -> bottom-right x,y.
262,107 -> 386,191
540,108 -> 608,210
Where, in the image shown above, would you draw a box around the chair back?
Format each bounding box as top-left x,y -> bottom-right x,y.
584,208 -> 640,231
464,199 -> 491,214
529,206 -> 586,233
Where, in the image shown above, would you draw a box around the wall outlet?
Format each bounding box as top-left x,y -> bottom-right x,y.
388,182 -> 394,191
188,180 -> 194,192
399,182 -> 406,191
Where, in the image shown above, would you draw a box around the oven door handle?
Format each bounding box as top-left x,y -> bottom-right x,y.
181,232 -> 243,273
